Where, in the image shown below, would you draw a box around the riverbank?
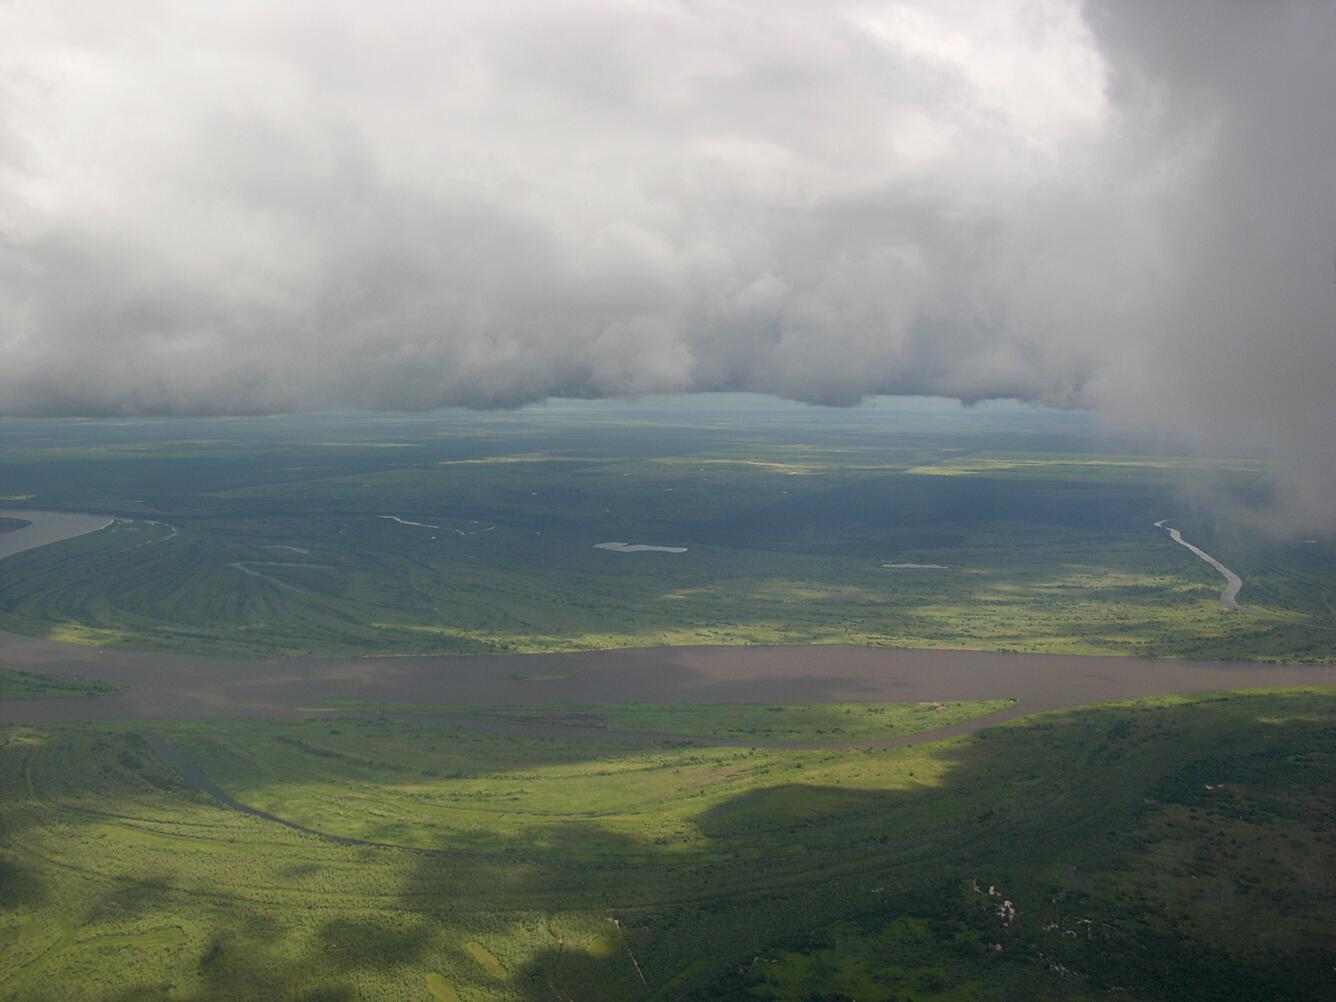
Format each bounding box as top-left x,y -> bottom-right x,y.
0,509 -> 114,560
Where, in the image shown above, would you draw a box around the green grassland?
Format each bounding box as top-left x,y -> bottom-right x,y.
4,401 -> 1334,1002
0,668 -> 125,701
0,399 -> 1332,662
375,699 -> 1018,743
2,689 -> 1334,1000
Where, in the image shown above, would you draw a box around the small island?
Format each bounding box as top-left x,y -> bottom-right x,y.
0,668 -> 125,701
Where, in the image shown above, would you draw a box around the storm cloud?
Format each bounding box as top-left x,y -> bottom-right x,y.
1,2 -> 1334,522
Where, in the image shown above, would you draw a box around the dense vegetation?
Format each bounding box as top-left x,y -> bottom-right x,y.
0,398 -> 1331,662
2,689 -> 1333,1000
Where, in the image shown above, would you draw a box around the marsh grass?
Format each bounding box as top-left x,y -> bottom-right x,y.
0,407 -> 1330,663
3,689 -> 1334,999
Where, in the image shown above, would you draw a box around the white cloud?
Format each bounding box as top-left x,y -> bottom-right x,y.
0,0 -> 1334,526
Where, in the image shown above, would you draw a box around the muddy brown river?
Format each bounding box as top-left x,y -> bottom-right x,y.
5,634 -> 1336,728
2,510 -> 1335,727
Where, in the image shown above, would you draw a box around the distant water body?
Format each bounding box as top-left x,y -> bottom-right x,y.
0,509 -> 115,561
1154,520 -> 1243,610
3,509 -> 1334,730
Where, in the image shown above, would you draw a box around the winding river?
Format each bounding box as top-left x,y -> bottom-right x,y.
1154,519 -> 1243,610
2,509 -> 1334,730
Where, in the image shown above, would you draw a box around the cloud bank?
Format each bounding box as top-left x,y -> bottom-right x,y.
1,1 -> 1334,521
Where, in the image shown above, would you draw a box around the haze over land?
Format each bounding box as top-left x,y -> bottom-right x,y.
2,1 -> 1334,528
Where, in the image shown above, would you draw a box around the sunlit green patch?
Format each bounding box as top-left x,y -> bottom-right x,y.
3,688 -> 1336,999
425,972 -> 462,1000
466,941 -> 507,979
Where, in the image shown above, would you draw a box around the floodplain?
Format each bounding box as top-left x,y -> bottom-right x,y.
2,398 -> 1335,1000
0,398 -> 1331,664
4,690 -> 1335,1000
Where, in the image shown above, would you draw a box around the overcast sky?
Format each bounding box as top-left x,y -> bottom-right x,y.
1,2 -> 1334,523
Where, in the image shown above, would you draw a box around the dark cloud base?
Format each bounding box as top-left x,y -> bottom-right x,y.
0,1 -> 1333,526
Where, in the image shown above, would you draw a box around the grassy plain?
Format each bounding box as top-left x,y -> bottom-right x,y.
0,668 -> 124,701
383,699 -> 1018,742
0,398 -> 1331,662
2,689 -> 1334,1000
3,399 -> 1334,1001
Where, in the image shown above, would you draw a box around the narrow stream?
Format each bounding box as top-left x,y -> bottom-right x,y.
1155,519 -> 1243,610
